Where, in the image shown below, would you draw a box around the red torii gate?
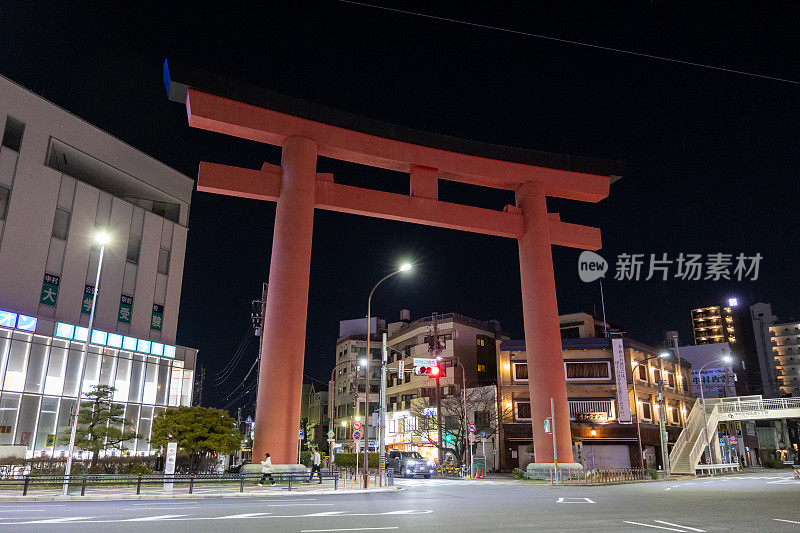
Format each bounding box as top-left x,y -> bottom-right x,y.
164,61 -> 620,466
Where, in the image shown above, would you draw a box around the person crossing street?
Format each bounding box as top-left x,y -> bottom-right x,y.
308,447 -> 322,484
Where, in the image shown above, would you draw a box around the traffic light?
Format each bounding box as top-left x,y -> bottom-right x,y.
414,365 -> 443,377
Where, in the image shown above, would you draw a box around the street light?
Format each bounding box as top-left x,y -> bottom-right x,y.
363,261 -> 413,486
63,229 -> 110,494
630,352 -> 669,471
698,355 -> 733,464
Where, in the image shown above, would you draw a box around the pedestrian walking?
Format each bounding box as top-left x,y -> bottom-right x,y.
308,447 -> 322,483
259,452 -> 275,485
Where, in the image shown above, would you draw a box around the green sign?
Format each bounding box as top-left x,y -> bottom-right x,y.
118,294 -> 133,323
81,284 -> 94,315
150,303 -> 164,331
39,273 -> 60,307
472,455 -> 486,477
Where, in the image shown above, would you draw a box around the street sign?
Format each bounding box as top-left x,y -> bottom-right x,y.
245,416 -> 253,424
327,430 -> 335,438
399,360 -> 404,374
380,453 -> 386,470
480,431 -> 487,440
45,434 -> 56,447
413,357 -> 437,367
299,428 -> 305,439
468,423 -> 476,433
353,430 -> 362,441
352,420 -> 362,431
544,418 -> 551,434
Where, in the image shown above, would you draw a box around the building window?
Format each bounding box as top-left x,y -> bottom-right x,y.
2,116 -> 25,151
513,363 -> 528,381
474,410 -> 490,429
640,402 -> 652,420
476,338 -> 485,347
637,364 -> 648,381
157,248 -> 170,275
515,401 -> 531,421
0,185 -> 9,220
126,235 -> 141,263
51,208 -> 71,240
565,361 -> 611,380
667,372 -> 676,388
477,364 -> 486,372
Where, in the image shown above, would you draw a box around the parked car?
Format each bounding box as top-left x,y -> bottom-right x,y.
386,451 -> 435,478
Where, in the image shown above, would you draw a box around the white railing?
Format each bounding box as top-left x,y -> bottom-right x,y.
670,400 -> 704,465
687,406 -> 719,470
715,397 -> 800,413
569,400 -> 615,420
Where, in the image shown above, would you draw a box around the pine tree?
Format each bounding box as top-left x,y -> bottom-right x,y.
58,384 -> 140,468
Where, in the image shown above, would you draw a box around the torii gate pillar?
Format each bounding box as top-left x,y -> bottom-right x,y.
253,137 -> 317,463
516,181 -> 573,464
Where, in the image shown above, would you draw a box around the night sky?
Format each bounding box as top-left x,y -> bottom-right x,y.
2,2 -> 799,414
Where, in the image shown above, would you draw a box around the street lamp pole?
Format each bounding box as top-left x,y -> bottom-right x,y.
698,356 -> 733,464
63,230 -> 109,495
364,263 -> 411,486
630,352 -> 669,471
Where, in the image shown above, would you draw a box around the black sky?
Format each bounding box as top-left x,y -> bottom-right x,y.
1,2 -> 799,414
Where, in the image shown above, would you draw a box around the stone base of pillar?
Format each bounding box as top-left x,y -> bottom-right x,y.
525,462 -> 584,479
241,463 -> 309,474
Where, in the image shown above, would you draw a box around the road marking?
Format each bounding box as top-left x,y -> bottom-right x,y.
210,513 -> 272,519
623,521 -> 689,531
300,526 -> 397,533
20,517 -> 96,524
774,519 -> 800,525
264,503 -> 334,507
258,498 -> 317,502
125,514 -> 188,521
556,497 -> 595,503
124,506 -> 199,510
654,520 -> 705,532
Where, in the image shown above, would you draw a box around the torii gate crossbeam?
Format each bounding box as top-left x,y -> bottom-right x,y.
164,60 -> 622,466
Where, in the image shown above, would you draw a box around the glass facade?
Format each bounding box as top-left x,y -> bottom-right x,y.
0,327 -> 193,458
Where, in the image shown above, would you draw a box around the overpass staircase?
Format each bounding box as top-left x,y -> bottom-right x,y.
669,395 -> 800,475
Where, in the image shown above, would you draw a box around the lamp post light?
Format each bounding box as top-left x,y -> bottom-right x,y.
63,230 -> 109,495
363,262 -> 412,486
698,355 -> 733,464
630,352 -> 670,471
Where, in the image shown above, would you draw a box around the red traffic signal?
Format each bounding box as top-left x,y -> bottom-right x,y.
414,365 -> 443,378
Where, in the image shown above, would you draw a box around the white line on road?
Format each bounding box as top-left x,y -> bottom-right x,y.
300,526 -> 397,533
556,497 -> 595,503
209,513 -> 272,519
622,521 -> 688,531
20,517 -> 96,524
265,503 -> 334,507
123,506 -> 199,510
125,515 -> 188,521
774,518 -> 800,525
258,498 -> 317,502
654,520 -> 705,532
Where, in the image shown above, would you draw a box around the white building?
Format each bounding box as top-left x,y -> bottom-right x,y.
767,321 -> 800,397
0,74 -> 196,457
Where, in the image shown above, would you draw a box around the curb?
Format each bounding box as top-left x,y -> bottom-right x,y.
0,486 -> 400,502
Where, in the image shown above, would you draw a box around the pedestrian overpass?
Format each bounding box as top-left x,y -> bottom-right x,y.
670,396 -> 800,474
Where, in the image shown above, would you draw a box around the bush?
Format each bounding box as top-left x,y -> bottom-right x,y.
126,463 -> 153,475
763,459 -> 789,469
333,453 -> 380,469
645,468 -> 658,480
512,468 -> 526,479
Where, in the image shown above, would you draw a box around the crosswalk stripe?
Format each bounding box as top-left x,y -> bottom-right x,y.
125,515 -> 187,521
654,520 -> 705,532
623,521 -> 688,532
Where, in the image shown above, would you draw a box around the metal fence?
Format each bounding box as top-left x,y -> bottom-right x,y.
525,468 -> 648,485
0,471 -> 345,497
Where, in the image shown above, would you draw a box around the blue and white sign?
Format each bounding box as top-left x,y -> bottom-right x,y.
0,308 -> 37,332
245,416 -> 253,424
413,357 -> 437,367
480,431 -> 487,440
352,430 -> 362,441
299,428 -> 305,439
54,321 -> 176,359
15,314 -> 37,332
0,310 -> 17,328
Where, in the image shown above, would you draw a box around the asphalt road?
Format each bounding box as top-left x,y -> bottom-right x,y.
0,473 -> 797,532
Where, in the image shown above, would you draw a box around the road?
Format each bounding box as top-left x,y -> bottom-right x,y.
0,473 -> 797,532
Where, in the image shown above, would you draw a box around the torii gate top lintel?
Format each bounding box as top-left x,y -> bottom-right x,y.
164,60 -> 622,202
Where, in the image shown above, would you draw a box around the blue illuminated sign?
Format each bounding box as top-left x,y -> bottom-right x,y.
50,320 -> 178,360
16,314 -> 37,332
0,310 -> 17,328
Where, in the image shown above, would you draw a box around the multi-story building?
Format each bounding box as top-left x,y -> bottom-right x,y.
497,315 -> 694,471
329,311 -> 504,462
0,75 -> 196,458
305,383 -> 329,452
767,321 -> 800,397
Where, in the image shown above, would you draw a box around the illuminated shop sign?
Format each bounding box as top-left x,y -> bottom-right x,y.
0,308 -> 38,333
51,319 -> 175,359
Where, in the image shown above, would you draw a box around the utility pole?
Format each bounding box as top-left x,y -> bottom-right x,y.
379,332 -> 387,473
430,313 -> 444,464
194,366 -> 206,406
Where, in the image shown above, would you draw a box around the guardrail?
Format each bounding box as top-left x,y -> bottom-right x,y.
0,471 -> 344,497
715,397 -> 800,413
695,463 -> 741,475
525,468 -> 648,485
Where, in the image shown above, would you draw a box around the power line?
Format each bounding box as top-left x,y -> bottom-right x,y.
336,0 -> 800,86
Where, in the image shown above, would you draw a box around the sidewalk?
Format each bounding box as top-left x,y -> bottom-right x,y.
0,481 -> 399,502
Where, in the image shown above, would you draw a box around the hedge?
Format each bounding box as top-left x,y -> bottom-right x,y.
333,452 -> 380,469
